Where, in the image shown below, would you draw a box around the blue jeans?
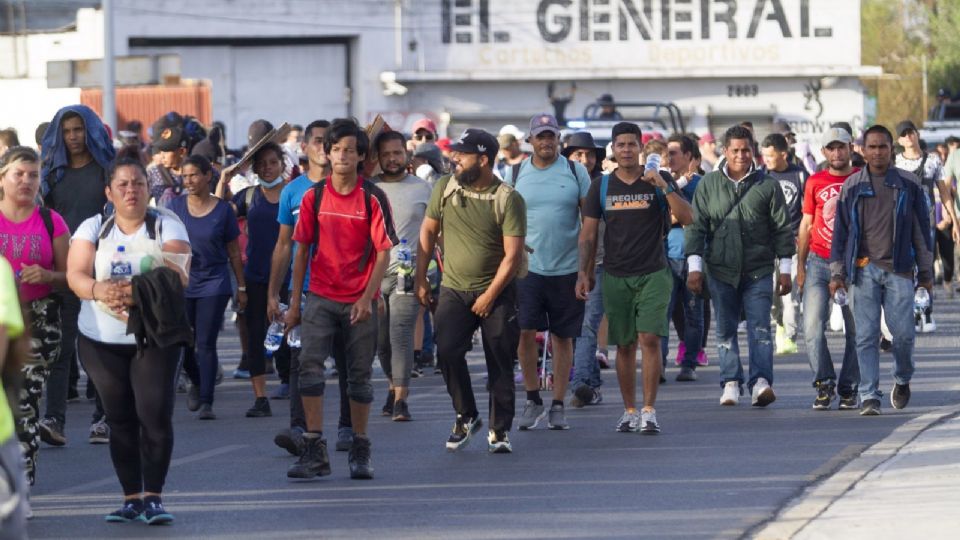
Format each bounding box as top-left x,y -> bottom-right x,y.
572,264 -> 604,391
850,263 -> 916,402
708,273 -> 774,391
660,259 -> 703,369
802,253 -> 859,396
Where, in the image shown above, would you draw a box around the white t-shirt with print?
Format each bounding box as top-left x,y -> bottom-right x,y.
73,213 -> 190,345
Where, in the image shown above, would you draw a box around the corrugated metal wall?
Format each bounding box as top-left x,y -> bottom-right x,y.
80,84 -> 212,140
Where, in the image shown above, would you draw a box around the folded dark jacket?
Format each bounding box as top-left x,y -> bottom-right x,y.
126,267 -> 193,349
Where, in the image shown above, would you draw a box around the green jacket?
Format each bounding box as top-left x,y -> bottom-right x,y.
684,167 -> 796,286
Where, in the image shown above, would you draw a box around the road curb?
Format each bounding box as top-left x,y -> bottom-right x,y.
752,403 -> 960,540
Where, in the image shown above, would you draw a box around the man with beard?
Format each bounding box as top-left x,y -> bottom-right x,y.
372,131 -> 432,421
416,128 -> 526,453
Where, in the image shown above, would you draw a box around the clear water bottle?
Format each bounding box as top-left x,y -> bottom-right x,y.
286,325 -> 301,348
264,302 -> 287,353
644,153 -> 661,173
914,287 -> 931,310
396,238 -> 414,295
110,245 -> 133,280
833,288 -> 848,306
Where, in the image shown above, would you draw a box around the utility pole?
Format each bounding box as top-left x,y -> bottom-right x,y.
102,0 -> 117,134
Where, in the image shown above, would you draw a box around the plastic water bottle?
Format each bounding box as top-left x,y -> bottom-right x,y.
110,246 -> 133,280
914,287 -> 931,310
644,153 -> 661,173
833,288 -> 848,307
286,325 -> 301,348
264,302 -> 287,353
396,239 -> 414,295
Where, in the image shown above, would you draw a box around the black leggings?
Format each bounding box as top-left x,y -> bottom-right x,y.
935,226 -> 955,283
78,334 -> 180,495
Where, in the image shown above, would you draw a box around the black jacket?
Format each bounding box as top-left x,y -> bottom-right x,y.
126,267 -> 193,349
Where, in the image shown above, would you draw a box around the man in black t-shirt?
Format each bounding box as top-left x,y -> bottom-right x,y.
576,122 -> 692,435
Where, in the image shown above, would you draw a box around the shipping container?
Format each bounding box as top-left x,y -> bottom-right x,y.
81,84 -> 212,140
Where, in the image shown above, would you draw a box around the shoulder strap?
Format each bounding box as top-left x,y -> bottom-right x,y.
438,175 -> 461,224
357,180 -> 375,272
566,158 -> 578,182
511,162 -> 522,187
491,182 -> 514,225
245,185 -> 257,209
144,209 -> 159,241
311,180 -> 326,249
599,174 -> 610,221
39,207 -> 55,244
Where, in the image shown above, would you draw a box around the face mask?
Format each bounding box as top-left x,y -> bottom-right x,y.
259,176 -> 283,188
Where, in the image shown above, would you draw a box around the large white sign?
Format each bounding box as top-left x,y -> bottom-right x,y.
420,0 -> 860,73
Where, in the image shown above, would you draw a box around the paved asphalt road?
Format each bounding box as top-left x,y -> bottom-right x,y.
26,295 -> 960,539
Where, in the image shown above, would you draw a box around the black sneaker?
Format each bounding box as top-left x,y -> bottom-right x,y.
381,390 -> 395,417
891,383 -> 911,410
105,500 -> 145,523
812,381 -> 836,410
445,415 -> 482,451
409,366 -> 423,378
838,393 -> 859,410
571,385 -> 594,408
245,397 -> 272,418
143,499 -> 174,525
860,398 -> 881,416
487,430 -> 512,453
287,435 -> 332,478
274,427 -> 305,456
186,384 -> 201,412
348,436 -> 374,479
336,427 -> 354,452
392,399 -> 411,422
422,350 -> 435,367
39,417 -> 67,447
675,366 -> 698,382
434,366 -> 443,375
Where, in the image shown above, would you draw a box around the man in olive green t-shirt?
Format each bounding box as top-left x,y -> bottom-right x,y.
415,128 -> 526,454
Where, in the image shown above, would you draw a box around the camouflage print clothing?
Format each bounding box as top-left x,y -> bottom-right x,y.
17,296 -> 61,485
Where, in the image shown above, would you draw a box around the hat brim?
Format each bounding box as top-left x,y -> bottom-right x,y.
447,142 -> 477,154
529,126 -> 560,138
562,146 -> 606,163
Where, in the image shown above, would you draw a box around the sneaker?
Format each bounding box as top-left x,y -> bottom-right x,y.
860,398 -> 881,416
186,384 -> 201,412
348,436 -> 374,479
143,500 -> 174,525
487,430 -> 512,453
891,383 -> 911,410
214,363 -> 224,386
198,403 -> 216,420
274,427 -> 305,456
39,417 -> 66,447
421,350 -> 435,367
571,385 -> 593,408
675,366 -> 697,382
176,371 -> 188,393
596,350 -> 610,369
920,314 -> 936,333
434,366 -> 442,375
89,419 -> 109,444
335,427 -> 354,452
445,415 -> 482,451
616,410 -> 640,433
232,369 -> 251,379
392,399 -> 411,422
517,400 -> 546,430
720,381 -> 740,406
813,381 -> 836,410
751,378 -> 776,407
245,397 -> 272,417
270,383 -> 290,400
547,403 -> 569,430
287,435 -> 332,478
381,390 -> 395,417
838,393 -> 859,410
105,500 -> 145,523
674,342 -> 687,366
696,350 -> 709,366
409,366 -> 423,378
639,409 -> 660,434
879,337 -> 892,352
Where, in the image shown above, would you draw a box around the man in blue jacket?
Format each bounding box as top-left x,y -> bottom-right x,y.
829,125 -> 934,416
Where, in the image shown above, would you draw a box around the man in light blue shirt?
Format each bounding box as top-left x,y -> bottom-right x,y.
504,113 -> 590,432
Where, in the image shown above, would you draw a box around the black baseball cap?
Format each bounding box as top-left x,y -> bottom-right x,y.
448,128 -> 499,163
895,120 -> 918,137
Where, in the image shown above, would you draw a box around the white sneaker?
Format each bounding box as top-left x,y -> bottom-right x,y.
751,377 -> 776,407
920,314 -> 937,333
720,381 -> 740,406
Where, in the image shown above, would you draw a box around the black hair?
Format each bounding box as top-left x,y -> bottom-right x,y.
60,110 -> 82,127
304,119 -> 331,140
291,124 -> 304,132
183,154 -> 213,175
108,157 -> 148,183
323,118 -> 369,157
114,145 -> 141,163
253,141 -> 284,166
374,130 -> 407,153
611,121 -> 642,143
761,133 -> 789,152
739,121 -> 754,131
863,125 -> 894,145
667,133 -> 695,156
723,125 -> 755,147
946,136 -> 960,146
